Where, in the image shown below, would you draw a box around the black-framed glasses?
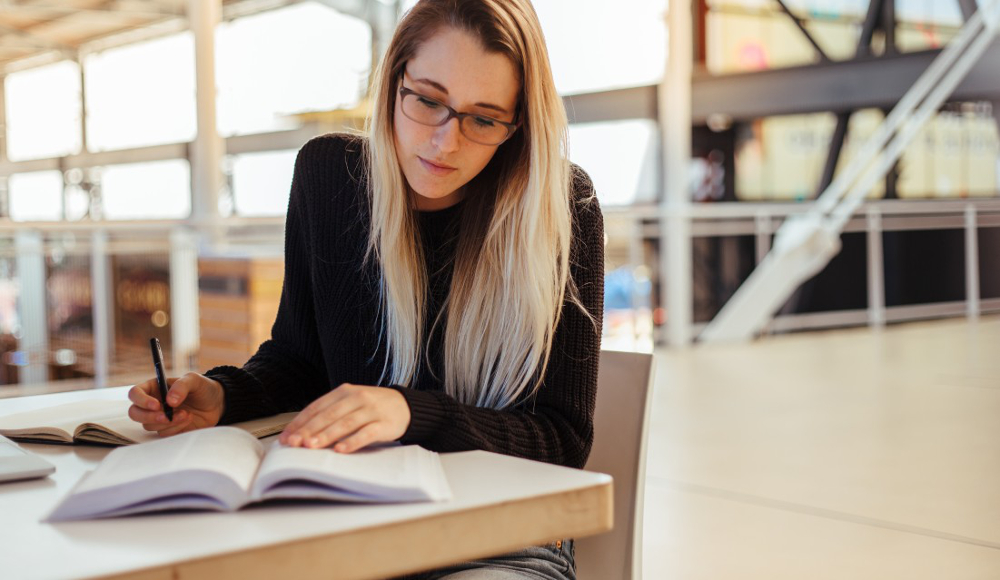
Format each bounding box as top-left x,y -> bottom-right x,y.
398,86 -> 518,146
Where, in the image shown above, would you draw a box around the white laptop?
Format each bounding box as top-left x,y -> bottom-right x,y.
0,436 -> 55,483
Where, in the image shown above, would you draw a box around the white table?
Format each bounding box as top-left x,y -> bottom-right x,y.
0,388 -> 613,580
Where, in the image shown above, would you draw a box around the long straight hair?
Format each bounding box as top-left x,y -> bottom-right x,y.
365,0 -> 589,408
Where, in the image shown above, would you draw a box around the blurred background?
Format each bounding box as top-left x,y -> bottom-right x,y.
0,0 -> 997,394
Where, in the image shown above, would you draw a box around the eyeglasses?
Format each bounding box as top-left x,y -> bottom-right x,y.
398,85 -> 518,146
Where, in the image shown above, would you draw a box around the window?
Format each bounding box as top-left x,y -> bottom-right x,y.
231,150 -> 297,216
401,0 -> 666,95
9,171 -> 64,221
568,120 -> 659,206
535,0 -> 666,95
216,2 -> 371,136
100,160 -> 191,220
5,61 -> 82,161
84,33 -> 197,151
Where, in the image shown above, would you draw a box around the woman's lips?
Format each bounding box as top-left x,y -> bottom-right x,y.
419,157 -> 457,176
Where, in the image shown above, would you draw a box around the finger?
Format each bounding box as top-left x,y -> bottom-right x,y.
157,412 -> 193,437
165,375 -> 195,408
128,403 -> 162,425
128,381 -> 162,412
139,409 -> 187,433
332,423 -> 383,454
305,408 -> 374,449
282,387 -> 352,444
294,396 -> 367,447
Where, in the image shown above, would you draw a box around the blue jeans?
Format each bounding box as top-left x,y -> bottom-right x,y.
390,540 -> 576,580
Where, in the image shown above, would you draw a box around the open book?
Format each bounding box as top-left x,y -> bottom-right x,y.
0,399 -> 297,446
46,426 -> 452,521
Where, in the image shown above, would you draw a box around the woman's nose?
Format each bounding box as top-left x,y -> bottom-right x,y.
432,117 -> 462,153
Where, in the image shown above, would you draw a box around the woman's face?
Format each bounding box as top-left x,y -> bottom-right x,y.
393,27 -> 520,211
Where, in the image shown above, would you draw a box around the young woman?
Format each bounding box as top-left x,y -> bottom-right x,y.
128,0 -> 604,577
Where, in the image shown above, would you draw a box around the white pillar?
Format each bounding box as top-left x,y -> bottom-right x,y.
90,230 -> 113,386
659,0 -> 694,346
189,0 -> 224,235
15,231 -> 48,384
965,204 -> 980,319
0,74 -> 7,164
170,227 -> 200,373
866,207 -> 885,327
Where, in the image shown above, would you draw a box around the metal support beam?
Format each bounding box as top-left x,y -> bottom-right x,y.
775,0 -> 830,61
857,0 -> 885,57
959,0 -> 980,21
818,112 -> 851,195
816,0 -> 889,198
660,0 -> 694,347
563,86 -> 658,124
883,0 -> 897,54
692,42 -> 1000,123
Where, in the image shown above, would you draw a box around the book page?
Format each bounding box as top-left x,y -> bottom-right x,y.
76,427 -> 264,493
0,398 -> 298,446
251,443 -> 452,503
0,400 -> 129,442
47,427 -> 265,521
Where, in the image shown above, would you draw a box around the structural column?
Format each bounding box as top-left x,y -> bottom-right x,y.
189,0 -> 224,232
0,76 -> 8,218
659,0 -> 694,346
15,231 -> 48,384
90,230 -> 112,386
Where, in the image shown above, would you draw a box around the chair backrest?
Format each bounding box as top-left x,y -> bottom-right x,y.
577,350 -> 655,580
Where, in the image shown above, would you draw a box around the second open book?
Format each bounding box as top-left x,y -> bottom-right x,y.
47,426 -> 452,522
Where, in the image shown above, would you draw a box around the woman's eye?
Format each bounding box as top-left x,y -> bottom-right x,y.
472,116 -> 497,128
417,97 -> 442,109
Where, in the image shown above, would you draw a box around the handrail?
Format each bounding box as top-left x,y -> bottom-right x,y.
701,0 -> 1000,342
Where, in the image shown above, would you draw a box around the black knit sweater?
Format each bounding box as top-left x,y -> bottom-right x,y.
206,133 -> 605,469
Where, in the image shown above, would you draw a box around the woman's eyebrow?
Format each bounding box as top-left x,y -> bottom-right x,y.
412,77 -> 510,115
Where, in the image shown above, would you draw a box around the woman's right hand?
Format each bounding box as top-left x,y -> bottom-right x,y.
127,372 -> 225,437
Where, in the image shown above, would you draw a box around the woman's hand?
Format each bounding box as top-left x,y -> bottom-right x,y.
279,384 -> 411,453
127,373 -> 225,437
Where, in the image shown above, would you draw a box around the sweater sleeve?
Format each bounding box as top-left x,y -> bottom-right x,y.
389,167 -> 605,469
204,137 -> 338,424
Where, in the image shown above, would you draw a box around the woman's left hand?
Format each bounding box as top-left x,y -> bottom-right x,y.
278,384 -> 411,453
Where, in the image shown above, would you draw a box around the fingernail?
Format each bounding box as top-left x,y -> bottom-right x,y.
168,395 -> 178,404
308,437 -> 320,448
147,401 -> 158,410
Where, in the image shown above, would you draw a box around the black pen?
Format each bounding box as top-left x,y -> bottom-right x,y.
149,338 -> 172,421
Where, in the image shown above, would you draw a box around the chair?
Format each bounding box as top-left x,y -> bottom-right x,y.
577,350 -> 655,580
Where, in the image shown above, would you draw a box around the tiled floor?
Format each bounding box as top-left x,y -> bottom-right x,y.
643,316 -> 1000,579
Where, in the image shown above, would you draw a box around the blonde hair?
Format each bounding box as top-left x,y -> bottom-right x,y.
365,0 -> 589,408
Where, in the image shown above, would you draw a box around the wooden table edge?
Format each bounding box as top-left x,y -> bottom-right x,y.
98,478 -> 614,580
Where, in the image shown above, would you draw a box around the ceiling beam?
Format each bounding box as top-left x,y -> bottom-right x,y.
0,21 -> 75,55
0,2 -> 183,18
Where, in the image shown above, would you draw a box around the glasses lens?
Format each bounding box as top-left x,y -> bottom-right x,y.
460,116 -> 508,145
401,92 -> 509,145
402,93 -> 448,125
